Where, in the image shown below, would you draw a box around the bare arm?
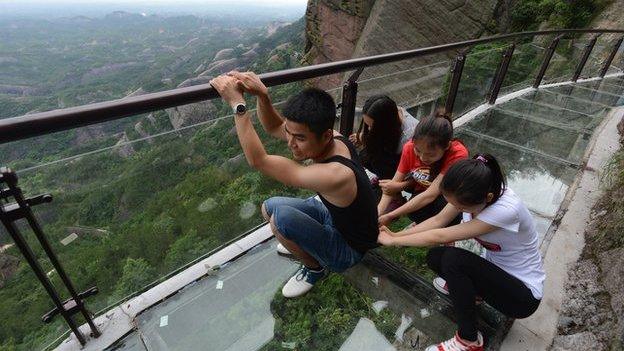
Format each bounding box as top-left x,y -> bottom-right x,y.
211,75 -> 347,194
385,174 -> 444,219
377,170 -> 408,214
393,203 -> 460,236
228,71 -> 287,141
378,219 -> 497,247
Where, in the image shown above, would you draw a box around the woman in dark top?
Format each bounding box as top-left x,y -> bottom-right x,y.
350,95 -> 418,185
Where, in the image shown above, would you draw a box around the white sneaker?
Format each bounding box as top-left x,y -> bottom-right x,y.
276,243 -> 292,255
281,266 -> 327,298
425,331 -> 484,351
433,277 -> 449,295
433,277 -> 484,304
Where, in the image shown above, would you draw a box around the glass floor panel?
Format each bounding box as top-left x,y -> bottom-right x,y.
497,99 -> 596,131
130,240 -> 462,351
522,89 -> 609,115
105,332 -> 147,351
574,79 -> 624,98
545,85 -> 624,107
460,109 -> 591,165
456,129 -> 578,218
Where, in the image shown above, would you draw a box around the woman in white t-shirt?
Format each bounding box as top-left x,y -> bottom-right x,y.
377,154 -> 545,351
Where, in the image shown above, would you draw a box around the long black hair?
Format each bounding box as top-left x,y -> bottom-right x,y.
357,95 -> 402,163
440,153 -> 507,206
411,108 -> 457,179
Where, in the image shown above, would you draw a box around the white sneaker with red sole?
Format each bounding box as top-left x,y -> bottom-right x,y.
425,331 -> 484,351
433,277 -> 483,304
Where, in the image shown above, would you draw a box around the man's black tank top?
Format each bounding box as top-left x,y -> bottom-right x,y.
318,136 -> 379,254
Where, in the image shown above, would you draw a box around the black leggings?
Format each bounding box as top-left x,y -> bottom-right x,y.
426,247 -> 541,341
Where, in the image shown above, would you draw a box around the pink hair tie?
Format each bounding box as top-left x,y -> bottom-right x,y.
476,155 -> 488,163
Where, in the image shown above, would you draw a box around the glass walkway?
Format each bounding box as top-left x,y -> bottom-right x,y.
97,75 -> 624,351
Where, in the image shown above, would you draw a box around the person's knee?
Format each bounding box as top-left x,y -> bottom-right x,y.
426,247 -> 445,272
271,206 -> 297,241
262,197 -> 278,221
440,247 -> 463,274
261,202 -> 269,222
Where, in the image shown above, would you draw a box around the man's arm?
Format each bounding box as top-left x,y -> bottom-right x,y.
211,75 -> 347,194
228,71 -> 287,141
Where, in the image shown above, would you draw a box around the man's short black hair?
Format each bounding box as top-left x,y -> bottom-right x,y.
281,88 -> 336,138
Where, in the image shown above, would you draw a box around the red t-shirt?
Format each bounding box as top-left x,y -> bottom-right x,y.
397,139 -> 469,192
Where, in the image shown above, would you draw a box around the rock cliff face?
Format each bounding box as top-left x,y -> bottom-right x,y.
304,0 -> 376,90
305,0 -> 500,108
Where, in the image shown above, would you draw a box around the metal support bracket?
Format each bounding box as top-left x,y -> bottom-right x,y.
599,36 -> 624,78
0,167 -> 101,346
534,35 -> 563,88
339,67 -> 365,136
487,44 -> 516,104
572,34 -> 600,82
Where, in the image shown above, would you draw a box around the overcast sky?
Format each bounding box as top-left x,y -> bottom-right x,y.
0,0 -> 307,5
0,0 -> 307,19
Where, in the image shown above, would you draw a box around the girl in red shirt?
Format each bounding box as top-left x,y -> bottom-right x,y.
378,110 -> 468,226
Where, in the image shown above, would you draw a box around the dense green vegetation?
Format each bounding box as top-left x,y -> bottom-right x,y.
0,3 -> 619,350
261,274 -> 399,350
510,0 -> 611,31
0,13 -> 308,350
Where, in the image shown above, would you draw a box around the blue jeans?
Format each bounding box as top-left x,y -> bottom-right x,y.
263,196 -> 363,272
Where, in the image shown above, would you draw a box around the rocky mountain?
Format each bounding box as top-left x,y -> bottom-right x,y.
304,0 -> 499,108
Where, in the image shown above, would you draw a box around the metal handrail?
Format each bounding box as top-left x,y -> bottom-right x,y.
1,28 -> 623,144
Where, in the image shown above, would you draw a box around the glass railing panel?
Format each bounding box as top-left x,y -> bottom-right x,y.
542,36 -> 583,84
453,45 -> 506,117
605,41 -> 624,76
356,59 -> 451,114
583,34 -> 623,78
1,98 -> 302,349
498,39 -> 548,96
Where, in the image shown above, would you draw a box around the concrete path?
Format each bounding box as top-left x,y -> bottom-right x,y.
500,107 -> 624,350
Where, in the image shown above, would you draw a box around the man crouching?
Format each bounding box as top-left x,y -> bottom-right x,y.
211,71 -> 378,297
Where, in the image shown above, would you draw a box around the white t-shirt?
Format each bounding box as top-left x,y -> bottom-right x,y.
397,108 -> 418,153
464,188 -> 545,299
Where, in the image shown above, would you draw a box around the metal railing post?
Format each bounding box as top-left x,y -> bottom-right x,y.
339,67 -> 364,136
444,53 -> 467,116
487,44 -> 516,104
0,168 -> 100,346
572,34 -> 600,82
599,36 -> 624,78
533,35 -> 563,88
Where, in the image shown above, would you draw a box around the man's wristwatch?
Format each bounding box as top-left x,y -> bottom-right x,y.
233,102 -> 247,116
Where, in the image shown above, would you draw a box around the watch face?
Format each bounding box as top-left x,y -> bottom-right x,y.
236,104 -> 246,114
